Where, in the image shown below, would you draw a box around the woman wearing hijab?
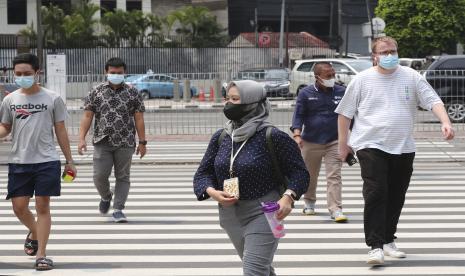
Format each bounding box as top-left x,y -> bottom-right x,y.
193,80 -> 309,276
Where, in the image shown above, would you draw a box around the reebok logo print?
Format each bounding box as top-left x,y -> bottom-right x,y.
10,104 -> 48,119
15,109 -> 43,119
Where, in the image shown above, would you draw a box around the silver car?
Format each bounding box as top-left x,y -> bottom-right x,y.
223,68 -> 291,98
290,58 -> 373,96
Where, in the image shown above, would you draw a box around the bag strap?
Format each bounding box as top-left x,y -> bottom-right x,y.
265,126 -> 288,195
218,129 -> 227,147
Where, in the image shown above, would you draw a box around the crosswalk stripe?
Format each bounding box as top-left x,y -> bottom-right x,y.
0,140 -> 464,275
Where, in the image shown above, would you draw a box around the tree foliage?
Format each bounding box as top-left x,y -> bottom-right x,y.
170,6 -> 228,47
18,3 -> 228,48
376,0 -> 465,57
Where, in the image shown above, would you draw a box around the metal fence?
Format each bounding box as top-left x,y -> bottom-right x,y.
1,69 -> 464,137
0,47 -> 335,75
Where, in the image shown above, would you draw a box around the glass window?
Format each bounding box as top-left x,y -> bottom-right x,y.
42,0 -> 71,14
438,59 -> 465,70
101,0 -> 116,16
331,62 -> 351,73
7,0 -> 27,24
344,60 -> 373,72
126,0 -> 142,11
297,62 -> 314,72
265,69 -> 289,80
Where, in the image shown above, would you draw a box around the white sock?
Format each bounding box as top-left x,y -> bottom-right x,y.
304,199 -> 315,208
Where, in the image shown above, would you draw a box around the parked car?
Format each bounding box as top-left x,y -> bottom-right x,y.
424,55 -> 465,122
290,58 -> 373,96
222,68 -> 291,98
399,58 -> 425,70
125,73 -> 197,99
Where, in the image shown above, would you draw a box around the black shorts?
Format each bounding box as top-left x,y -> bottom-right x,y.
7,161 -> 61,200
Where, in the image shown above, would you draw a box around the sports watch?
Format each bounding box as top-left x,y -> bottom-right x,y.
283,190 -> 297,202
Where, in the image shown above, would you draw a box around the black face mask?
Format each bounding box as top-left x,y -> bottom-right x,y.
223,102 -> 253,121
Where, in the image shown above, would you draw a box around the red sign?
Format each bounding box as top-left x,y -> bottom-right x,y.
258,33 -> 271,47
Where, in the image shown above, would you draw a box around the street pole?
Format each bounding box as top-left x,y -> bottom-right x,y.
345,24 -> 349,56
278,0 -> 285,67
36,0 -> 44,70
337,0 -> 342,57
285,6 -> 289,68
255,7 -> 258,48
365,0 -> 374,41
329,0 -> 334,43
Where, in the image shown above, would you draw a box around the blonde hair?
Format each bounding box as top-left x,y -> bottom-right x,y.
371,36 -> 398,54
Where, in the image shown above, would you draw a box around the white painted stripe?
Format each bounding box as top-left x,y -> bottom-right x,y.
1,232 -> 464,240
29,192 -> 465,199
0,214 -> 463,222
1,206 -> 464,215
0,223 -> 464,230
1,253 -> 465,264
1,242 -> 465,250
50,187 -> 465,194
0,198 -> 463,207
2,267 -> 464,276
6,192 -> 459,200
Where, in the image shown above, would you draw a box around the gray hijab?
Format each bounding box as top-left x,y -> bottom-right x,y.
224,80 -> 273,142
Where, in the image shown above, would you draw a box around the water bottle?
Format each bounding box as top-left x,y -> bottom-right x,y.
261,202 -> 285,238
62,169 -> 75,183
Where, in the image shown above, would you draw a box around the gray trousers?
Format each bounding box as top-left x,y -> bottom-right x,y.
219,190 -> 280,276
93,141 -> 135,210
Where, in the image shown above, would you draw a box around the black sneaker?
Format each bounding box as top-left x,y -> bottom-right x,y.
99,193 -> 112,214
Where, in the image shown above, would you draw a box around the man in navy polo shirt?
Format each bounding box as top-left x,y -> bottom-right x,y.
291,62 -> 347,222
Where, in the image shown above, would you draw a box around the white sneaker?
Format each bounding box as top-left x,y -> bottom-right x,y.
331,210 -> 348,222
367,248 -> 384,265
302,202 -> 316,215
383,242 -> 406,258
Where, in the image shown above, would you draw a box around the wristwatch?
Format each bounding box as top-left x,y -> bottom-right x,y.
283,190 -> 297,202
139,140 -> 147,145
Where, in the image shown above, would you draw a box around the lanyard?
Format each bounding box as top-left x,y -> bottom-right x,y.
230,132 -> 248,178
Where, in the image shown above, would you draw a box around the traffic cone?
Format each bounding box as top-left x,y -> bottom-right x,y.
198,88 -> 205,102
209,86 -> 215,102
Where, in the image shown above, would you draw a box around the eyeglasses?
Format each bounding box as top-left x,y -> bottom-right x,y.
375,49 -> 398,55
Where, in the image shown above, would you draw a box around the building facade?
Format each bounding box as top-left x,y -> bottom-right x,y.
228,0 -> 378,55
0,0 -> 152,35
0,0 -> 228,36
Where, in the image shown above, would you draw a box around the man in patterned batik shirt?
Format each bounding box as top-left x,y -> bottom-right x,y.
78,57 -> 146,223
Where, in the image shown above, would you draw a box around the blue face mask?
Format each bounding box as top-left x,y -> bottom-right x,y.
14,76 -> 35,89
107,74 -> 125,85
378,54 -> 399,70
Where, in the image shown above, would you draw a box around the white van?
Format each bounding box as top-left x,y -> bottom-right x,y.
289,58 -> 373,96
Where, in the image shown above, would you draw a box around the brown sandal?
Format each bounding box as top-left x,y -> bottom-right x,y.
24,232 -> 38,256
35,257 -> 54,271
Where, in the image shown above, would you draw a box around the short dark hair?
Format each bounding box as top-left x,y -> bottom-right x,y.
13,53 -> 40,71
105,57 -> 126,71
313,62 -> 332,76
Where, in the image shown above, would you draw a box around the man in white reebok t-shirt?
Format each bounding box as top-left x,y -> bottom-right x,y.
0,53 -> 77,271
335,36 -> 454,265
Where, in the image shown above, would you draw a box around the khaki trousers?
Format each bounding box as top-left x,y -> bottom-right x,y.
301,140 -> 343,213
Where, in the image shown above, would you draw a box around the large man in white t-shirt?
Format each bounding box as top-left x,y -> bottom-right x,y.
335,36 -> 454,265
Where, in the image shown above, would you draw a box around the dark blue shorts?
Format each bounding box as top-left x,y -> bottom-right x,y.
7,161 -> 61,200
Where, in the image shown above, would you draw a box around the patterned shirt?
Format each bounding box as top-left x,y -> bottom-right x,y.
83,82 -> 145,147
193,127 -> 310,201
